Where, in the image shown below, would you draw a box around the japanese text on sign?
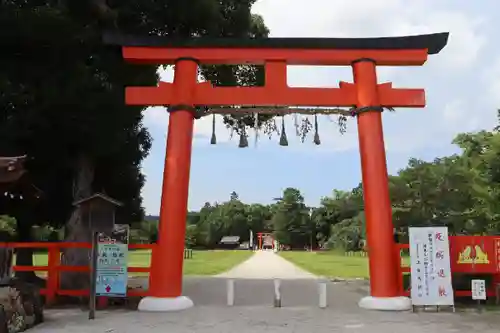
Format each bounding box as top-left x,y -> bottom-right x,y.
409,227 -> 454,306
471,279 -> 486,300
96,225 -> 129,297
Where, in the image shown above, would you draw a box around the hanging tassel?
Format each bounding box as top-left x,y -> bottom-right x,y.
294,114 -> 300,136
238,123 -> 248,148
313,114 -> 321,145
279,116 -> 288,146
254,113 -> 259,147
210,114 -> 217,145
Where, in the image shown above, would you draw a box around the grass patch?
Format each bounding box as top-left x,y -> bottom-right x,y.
280,251 -> 370,278
24,249 -> 253,277
182,250 -> 253,275
280,251 -> 410,279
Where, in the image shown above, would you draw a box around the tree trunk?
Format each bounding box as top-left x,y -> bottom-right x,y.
0,248 -> 13,286
60,155 -> 94,290
0,231 -> 13,286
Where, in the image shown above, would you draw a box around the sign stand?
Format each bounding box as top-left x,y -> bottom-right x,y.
471,279 -> 486,313
89,231 -> 99,320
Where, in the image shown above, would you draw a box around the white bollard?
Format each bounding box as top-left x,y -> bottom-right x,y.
273,278 -> 282,307
318,279 -> 327,309
227,279 -> 235,306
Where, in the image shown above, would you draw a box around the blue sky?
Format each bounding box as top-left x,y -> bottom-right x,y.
141,0 -> 500,214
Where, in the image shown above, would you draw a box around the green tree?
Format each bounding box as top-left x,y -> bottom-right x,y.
130,220 -> 158,244
185,224 -> 198,249
272,188 -> 310,248
0,0 -> 269,287
246,203 -> 273,234
313,189 -> 364,246
0,216 -> 17,241
230,191 -> 239,201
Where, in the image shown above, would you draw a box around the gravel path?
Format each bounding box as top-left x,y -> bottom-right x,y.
216,250 -> 316,279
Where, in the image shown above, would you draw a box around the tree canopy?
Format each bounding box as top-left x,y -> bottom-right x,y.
0,0 -> 269,284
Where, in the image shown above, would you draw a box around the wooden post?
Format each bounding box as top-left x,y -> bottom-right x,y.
89,232 -> 98,320
394,245 -> 403,295
46,246 -> 60,305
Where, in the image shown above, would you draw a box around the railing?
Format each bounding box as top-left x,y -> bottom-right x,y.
395,243 -> 500,298
184,248 -> 193,259
0,242 -> 154,305
395,243 -> 410,297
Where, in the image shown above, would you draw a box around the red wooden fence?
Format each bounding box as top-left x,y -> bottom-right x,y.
0,242 -> 154,305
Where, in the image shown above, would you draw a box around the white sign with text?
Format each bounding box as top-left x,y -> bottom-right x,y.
471,279 -> 486,300
409,227 -> 454,306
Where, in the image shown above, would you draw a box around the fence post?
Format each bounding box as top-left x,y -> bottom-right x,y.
46,246 -> 60,306
147,244 -> 155,292
395,245 -> 403,295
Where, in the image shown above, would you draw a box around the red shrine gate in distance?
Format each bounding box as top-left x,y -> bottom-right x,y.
257,232 -> 275,250
104,32 -> 449,312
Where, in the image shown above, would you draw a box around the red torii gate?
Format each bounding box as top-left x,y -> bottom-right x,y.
256,232 -> 274,250
104,32 -> 448,312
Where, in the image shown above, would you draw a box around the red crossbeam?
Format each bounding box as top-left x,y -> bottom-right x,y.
126,81 -> 425,108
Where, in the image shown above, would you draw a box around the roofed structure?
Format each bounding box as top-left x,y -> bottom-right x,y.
73,192 -> 123,232
219,236 -> 240,245
0,155 -> 27,184
72,192 -> 123,207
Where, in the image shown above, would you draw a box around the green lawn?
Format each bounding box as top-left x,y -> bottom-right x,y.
26,249 -> 253,277
182,250 -> 253,275
280,251 -> 410,279
280,251 -> 370,278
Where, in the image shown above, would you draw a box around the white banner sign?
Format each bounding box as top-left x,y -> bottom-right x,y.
409,227 -> 454,306
471,279 -> 486,300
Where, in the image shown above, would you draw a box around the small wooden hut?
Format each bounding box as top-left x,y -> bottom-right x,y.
72,193 -> 123,233
218,236 -> 241,250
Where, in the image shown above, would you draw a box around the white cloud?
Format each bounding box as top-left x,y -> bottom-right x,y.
141,0 -> 491,155
484,58 -> 500,106
441,100 -> 480,132
143,107 -> 168,132
252,0 -> 486,70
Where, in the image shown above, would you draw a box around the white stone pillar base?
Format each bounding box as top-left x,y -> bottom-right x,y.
358,296 -> 411,311
138,296 -> 194,312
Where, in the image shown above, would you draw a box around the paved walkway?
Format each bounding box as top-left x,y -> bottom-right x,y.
27,251 -> 500,332
31,306 -> 500,333
216,250 -> 316,279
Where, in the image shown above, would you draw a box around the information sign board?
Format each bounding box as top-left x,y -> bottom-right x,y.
96,224 -> 129,297
409,227 -> 454,306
